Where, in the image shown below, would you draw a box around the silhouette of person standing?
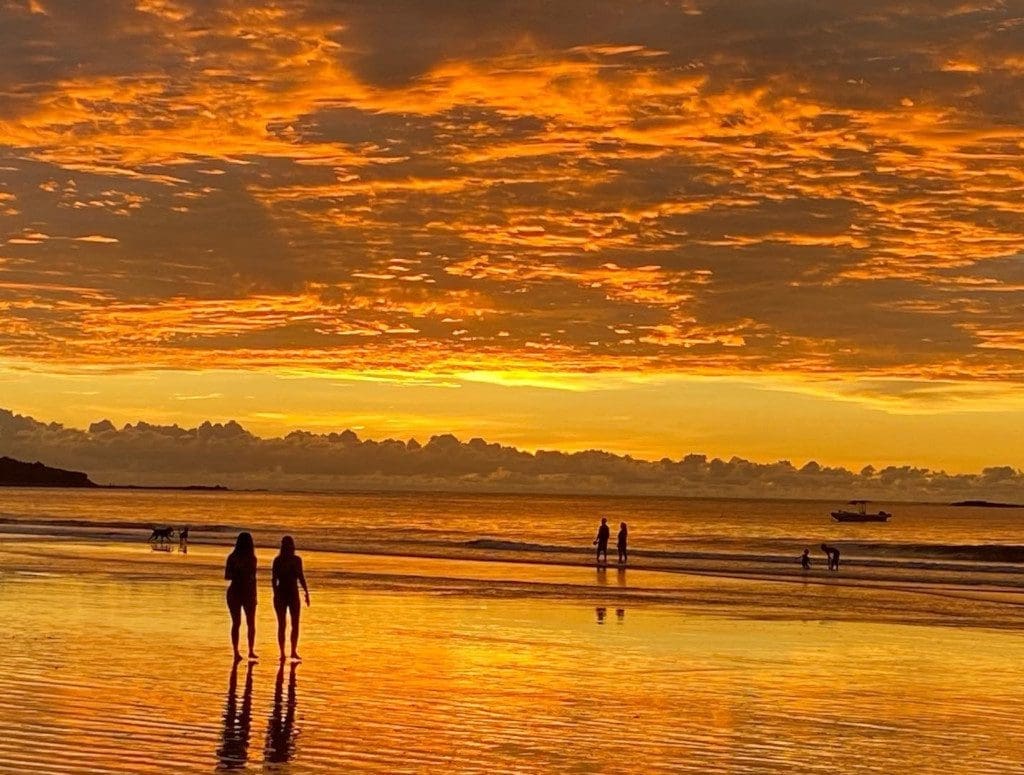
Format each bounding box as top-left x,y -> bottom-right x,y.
225,532 -> 258,662
821,543 -> 841,571
800,548 -> 811,570
593,518 -> 611,565
272,536 -> 310,662
617,522 -> 628,565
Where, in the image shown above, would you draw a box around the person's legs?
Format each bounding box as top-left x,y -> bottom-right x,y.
275,599 -> 287,660
228,593 -> 242,659
244,601 -> 258,659
289,597 -> 301,659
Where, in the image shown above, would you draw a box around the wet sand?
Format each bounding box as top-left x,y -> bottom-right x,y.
1,538 -> 1023,773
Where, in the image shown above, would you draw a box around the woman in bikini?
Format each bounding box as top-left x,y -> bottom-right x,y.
272,535 -> 310,662
225,532 -> 258,662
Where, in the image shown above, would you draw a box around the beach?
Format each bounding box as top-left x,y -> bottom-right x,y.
2,491 -> 1024,772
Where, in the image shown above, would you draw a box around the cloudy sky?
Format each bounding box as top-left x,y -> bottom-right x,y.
2,0 -> 1024,474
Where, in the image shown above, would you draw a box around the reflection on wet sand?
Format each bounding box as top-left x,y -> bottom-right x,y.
216,662 -> 253,770
5,539 -> 1024,773
265,662 -> 299,764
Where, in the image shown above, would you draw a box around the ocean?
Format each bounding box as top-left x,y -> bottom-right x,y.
3,488 -> 1024,585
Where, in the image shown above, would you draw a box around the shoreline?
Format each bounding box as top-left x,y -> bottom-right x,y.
5,536 -> 1024,631
2,519 -> 1024,586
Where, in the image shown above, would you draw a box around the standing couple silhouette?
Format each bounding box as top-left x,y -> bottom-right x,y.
225,532 -> 311,662
593,517 -> 628,565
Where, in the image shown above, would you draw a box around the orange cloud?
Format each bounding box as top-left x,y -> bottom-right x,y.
1,0 -> 1024,417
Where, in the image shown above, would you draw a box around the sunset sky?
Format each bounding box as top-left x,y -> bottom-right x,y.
3,0 -> 1024,472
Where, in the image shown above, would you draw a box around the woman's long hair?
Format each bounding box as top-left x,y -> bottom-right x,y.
231,531 -> 256,559
279,535 -> 296,558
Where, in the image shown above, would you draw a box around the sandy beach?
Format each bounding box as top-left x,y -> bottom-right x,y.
1,535 -> 1023,774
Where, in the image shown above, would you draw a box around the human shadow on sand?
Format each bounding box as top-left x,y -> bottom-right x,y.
216,662 -> 254,770
264,662 -> 299,764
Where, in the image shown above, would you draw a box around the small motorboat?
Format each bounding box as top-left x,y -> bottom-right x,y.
831,500 -> 892,522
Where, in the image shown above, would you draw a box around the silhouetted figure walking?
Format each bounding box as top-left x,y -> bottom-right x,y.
225,532 -> 258,662
821,543 -> 841,571
800,548 -> 811,570
216,661 -> 254,770
272,536 -> 310,662
617,522 -> 628,565
593,518 -> 610,565
265,662 -> 299,764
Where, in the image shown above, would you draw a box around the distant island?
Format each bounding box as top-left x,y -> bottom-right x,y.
105,484 -> 229,492
951,500 -> 1024,508
0,455 -> 227,491
0,456 -> 96,488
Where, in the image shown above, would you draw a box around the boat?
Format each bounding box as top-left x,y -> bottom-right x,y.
830,500 -> 892,522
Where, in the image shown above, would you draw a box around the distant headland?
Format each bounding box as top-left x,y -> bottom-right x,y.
951,500 -> 1024,508
104,484 -> 229,492
0,456 -> 227,491
0,456 -> 97,488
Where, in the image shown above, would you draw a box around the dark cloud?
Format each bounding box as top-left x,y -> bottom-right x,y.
0,0 -> 185,118
2,407 -> 1021,499
0,154 -> 303,299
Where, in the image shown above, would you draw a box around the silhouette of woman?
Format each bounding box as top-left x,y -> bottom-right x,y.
617,522 -> 628,565
272,536 -> 310,662
225,532 -> 258,662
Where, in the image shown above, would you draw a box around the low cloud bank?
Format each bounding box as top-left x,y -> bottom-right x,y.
1,408 -> 1022,502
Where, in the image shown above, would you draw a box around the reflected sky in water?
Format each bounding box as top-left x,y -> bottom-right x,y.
0,539 -> 1022,773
